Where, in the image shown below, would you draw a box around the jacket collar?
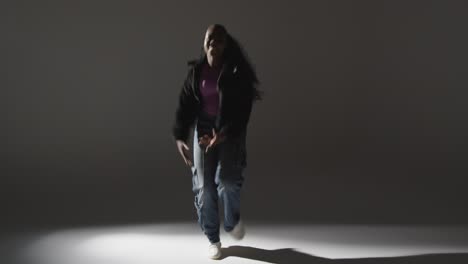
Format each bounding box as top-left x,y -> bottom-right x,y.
189,54 -> 235,78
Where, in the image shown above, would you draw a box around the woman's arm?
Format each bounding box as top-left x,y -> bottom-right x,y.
172,67 -> 198,143
219,82 -> 254,139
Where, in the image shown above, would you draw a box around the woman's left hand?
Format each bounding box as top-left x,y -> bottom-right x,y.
201,128 -> 227,153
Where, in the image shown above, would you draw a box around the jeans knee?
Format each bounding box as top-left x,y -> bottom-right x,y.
218,177 -> 242,193
194,184 -> 217,206
194,191 -> 203,210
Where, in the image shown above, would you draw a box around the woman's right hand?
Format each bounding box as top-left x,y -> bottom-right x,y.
176,140 -> 193,167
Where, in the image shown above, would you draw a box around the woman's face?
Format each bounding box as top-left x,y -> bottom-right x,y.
203,26 -> 227,63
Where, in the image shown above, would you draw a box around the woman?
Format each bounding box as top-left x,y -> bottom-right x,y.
172,24 -> 262,259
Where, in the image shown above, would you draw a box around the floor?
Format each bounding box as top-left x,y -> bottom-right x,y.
1,222 -> 468,263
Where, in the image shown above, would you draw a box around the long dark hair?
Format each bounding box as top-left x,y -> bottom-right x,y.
198,24 -> 264,102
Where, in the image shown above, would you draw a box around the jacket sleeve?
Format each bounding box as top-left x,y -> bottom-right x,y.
172,67 -> 198,142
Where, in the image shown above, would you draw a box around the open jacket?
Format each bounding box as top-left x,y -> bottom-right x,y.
172,55 -> 255,143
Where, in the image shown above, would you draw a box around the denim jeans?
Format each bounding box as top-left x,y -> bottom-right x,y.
191,111 -> 247,244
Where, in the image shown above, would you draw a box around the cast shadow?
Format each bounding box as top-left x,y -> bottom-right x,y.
220,246 -> 468,264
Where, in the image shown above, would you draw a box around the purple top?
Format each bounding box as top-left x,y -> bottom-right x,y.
199,62 -> 221,116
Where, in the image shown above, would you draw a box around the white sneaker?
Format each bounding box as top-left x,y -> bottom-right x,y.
227,219 -> 245,240
208,241 -> 222,259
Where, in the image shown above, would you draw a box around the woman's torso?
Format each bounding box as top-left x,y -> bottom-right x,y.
199,62 -> 221,117
197,62 -> 221,136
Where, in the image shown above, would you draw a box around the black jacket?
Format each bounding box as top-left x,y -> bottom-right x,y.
172,56 -> 255,142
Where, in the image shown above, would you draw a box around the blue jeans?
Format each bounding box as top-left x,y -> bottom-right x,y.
191,112 -> 247,243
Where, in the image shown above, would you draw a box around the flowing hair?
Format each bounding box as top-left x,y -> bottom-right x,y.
197,24 -> 264,102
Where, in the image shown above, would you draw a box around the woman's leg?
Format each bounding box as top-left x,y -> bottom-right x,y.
192,123 -> 221,243
215,130 -> 247,232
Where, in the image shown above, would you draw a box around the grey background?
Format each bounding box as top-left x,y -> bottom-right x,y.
2,0 -> 467,230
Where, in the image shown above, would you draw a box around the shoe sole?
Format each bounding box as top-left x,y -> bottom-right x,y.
210,252 -> 222,259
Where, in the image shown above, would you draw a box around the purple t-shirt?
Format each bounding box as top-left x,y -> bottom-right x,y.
199,63 -> 221,116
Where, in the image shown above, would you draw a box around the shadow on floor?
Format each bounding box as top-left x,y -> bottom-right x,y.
220,246 -> 468,264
